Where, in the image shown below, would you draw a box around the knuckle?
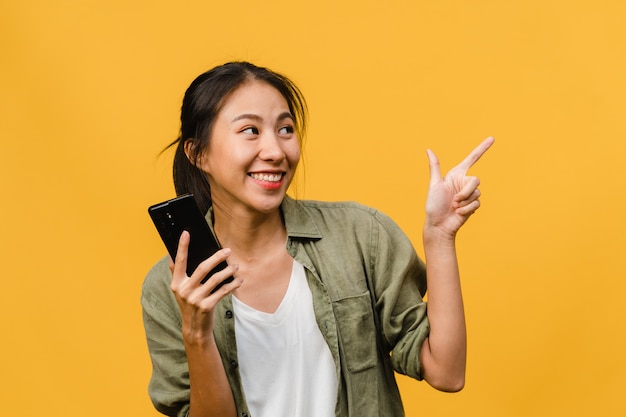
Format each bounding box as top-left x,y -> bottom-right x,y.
186,293 -> 201,306
175,252 -> 187,263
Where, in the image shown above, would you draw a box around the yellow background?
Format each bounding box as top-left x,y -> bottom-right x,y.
1,1 -> 624,416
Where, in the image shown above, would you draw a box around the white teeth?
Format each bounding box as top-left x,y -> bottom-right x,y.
250,173 -> 282,182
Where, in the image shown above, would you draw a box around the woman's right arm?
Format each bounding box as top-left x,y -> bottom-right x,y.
169,231 -> 243,417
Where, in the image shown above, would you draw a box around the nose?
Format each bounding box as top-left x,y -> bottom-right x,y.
258,132 -> 286,162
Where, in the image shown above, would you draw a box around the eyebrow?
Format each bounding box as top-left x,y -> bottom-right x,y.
230,112 -> 294,124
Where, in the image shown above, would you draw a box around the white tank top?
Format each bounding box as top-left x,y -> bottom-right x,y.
232,260 -> 337,417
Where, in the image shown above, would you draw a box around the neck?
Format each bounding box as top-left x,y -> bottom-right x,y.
212,203 -> 287,255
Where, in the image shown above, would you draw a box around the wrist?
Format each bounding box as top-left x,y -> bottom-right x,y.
423,224 -> 457,248
182,324 -> 216,349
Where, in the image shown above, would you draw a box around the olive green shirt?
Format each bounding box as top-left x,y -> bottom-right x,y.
141,196 -> 430,417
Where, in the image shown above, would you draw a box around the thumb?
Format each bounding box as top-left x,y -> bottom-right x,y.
426,149 -> 442,186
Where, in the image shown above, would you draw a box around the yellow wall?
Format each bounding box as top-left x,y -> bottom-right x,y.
2,1 -> 624,416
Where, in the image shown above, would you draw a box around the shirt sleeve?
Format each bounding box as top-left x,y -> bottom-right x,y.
368,210 -> 430,380
140,257 -> 191,417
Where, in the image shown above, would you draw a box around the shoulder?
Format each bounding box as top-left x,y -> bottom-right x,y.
143,255 -> 172,290
141,256 -> 177,316
292,198 -> 375,213
284,197 -> 401,235
282,197 -> 412,262
284,197 -> 387,224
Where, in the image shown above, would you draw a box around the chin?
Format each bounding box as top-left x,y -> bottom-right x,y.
251,196 -> 285,214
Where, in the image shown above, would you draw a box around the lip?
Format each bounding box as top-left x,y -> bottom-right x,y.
248,171 -> 286,190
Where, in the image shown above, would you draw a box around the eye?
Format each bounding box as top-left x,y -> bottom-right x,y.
241,126 -> 259,135
278,125 -> 294,135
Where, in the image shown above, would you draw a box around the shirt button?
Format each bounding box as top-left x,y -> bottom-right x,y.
230,360 -> 238,369
225,310 -> 233,319
242,413 -> 248,417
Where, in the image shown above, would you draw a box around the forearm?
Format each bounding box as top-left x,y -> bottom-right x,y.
417,136 -> 492,391
420,226 -> 467,392
185,337 -> 237,417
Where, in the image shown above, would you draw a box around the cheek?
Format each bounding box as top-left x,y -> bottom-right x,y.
205,142 -> 247,168
286,142 -> 301,167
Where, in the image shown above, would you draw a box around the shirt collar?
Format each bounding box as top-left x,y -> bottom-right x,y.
281,196 -> 323,240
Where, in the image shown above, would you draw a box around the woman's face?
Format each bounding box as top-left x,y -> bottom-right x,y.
193,80 -> 301,216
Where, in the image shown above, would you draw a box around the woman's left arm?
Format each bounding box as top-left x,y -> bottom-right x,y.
419,137 -> 494,392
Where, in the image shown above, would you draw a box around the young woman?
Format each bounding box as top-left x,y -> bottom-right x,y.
141,61 -> 494,417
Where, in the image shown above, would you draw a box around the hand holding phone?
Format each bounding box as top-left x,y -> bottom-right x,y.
148,194 -> 234,292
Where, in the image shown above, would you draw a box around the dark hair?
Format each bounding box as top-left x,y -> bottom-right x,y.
166,61 -> 308,214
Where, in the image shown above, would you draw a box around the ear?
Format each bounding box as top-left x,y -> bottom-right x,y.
184,139 -> 210,173
184,139 -> 199,165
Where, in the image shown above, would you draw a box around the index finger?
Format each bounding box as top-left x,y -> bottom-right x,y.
172,230 -> 190,278
457,136 -> 495,172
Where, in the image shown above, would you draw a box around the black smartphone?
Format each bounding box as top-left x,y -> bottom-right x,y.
148,194 -> 233,291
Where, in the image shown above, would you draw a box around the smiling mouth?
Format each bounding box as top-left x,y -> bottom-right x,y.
248,172 -> 284,182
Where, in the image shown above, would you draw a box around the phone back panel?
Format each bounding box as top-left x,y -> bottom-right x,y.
148,194 -> 231,287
